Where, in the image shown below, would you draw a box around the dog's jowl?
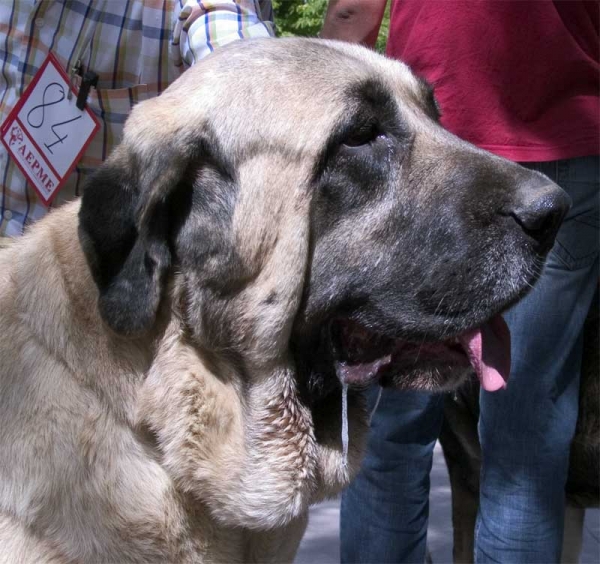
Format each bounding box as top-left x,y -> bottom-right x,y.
0,38 -> 569,563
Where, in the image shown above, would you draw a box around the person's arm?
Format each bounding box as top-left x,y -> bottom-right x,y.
172,0 -> 275,67
320,0 -> 388,47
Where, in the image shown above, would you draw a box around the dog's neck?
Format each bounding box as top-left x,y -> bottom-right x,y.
136,313 -> 366,530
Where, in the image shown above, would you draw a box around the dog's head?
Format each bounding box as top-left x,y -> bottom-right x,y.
80,38 -> 568,399
78,37 -> 569,528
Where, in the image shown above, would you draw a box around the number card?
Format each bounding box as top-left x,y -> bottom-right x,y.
1,53 -> 100,205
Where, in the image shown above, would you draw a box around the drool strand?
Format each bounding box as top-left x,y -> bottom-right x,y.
341,381 -> 349,468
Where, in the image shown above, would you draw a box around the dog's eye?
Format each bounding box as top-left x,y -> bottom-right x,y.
342,124 -> 382,149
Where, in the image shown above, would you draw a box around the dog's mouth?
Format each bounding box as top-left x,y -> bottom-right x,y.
329,316 -> 511,392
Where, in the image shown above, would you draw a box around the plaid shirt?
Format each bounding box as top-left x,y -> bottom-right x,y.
0,0 -> 274,237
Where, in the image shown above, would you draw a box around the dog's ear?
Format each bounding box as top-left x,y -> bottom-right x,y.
78,145 -> 187,336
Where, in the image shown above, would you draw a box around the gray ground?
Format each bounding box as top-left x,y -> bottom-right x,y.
296,443 -> 600,564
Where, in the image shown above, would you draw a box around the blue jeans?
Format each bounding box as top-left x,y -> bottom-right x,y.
340,388 -> 444,564
340,156 -> 599,563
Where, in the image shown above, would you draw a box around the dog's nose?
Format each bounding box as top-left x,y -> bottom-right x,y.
510,175 -> 571,252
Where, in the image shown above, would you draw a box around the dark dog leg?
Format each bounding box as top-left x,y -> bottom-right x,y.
561,504 -> 586,564
562,288 -> 599,564
439,381 -> 481,564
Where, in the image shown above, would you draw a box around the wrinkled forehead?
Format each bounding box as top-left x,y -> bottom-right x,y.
126,38 -> 426,157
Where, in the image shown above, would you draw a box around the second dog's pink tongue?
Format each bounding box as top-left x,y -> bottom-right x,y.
458,315 -> 511,391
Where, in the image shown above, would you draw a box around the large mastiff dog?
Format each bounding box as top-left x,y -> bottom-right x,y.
0,38 -> 569,562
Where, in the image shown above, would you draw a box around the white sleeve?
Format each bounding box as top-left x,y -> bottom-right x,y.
172,0 -> 275,67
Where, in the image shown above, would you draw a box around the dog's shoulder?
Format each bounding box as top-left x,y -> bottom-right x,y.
0,201 -> 95,377
0,202 -> 189,562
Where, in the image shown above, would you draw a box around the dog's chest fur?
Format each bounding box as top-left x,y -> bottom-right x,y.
0,203 -> 343,563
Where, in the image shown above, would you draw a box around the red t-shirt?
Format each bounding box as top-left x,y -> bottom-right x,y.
386,0 -> 599,162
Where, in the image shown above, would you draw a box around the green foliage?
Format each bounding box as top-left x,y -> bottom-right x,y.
272,0 -> 328,38
272,0 -> 390,52
375,0 -> 390,53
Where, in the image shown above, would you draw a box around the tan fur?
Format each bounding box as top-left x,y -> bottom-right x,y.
0,39 -> 384,563
0,36 -> 562,563
0,199 -> 364,562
